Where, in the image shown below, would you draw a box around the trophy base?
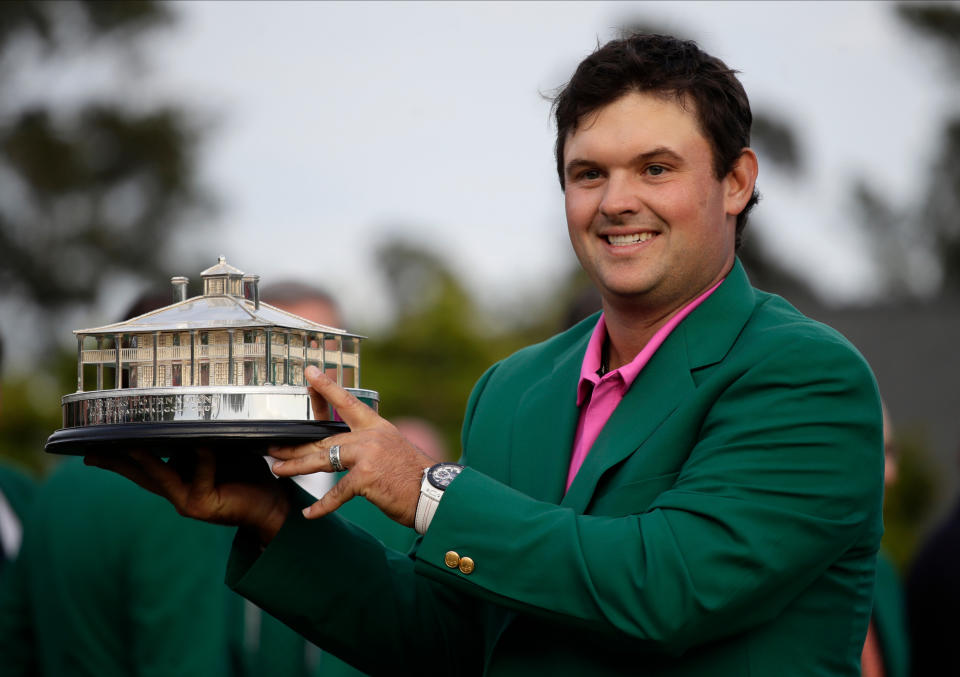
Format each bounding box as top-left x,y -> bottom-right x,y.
45,420 -> 349,456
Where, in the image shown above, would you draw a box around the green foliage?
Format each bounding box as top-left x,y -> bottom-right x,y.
881,426 -> 942,572
0,0 -> 209,330
851,3 -> 960,296
0,0 -> 208,471
361,239 -> 563,459
0,349 -> 76,477
0,106 -> 207,309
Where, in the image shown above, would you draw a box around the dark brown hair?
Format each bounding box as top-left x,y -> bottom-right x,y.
553,34 -> 759,247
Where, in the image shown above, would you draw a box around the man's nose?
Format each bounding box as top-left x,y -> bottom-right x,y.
598,172 -> 642,221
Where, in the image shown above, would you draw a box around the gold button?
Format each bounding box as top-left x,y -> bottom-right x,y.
444,551 -> 460,568
458,556 -> 475,575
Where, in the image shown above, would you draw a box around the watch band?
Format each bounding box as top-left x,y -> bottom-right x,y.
414,468 -> 444,535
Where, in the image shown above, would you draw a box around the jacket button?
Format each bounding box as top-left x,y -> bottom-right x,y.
458,556 -> 475,575
444,551 -> 460,568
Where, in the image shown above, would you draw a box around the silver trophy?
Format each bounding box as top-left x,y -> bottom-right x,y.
46,257 -> 378,455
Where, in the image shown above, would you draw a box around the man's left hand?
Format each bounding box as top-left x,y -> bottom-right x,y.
269,365 -> 434,527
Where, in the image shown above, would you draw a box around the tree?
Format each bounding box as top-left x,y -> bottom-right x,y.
0,0 -> 210,343
0,0 -> 210,473
847,3 -> 960,298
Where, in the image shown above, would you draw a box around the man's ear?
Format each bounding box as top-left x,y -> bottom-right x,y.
724,148 -> 759,216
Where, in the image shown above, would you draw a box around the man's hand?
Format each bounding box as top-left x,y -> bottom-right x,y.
269,365 -> 434,527
85,448 -> 291,546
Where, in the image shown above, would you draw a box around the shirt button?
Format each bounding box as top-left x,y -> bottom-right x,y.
458,557 -> 475,575
444,551 -> 460,568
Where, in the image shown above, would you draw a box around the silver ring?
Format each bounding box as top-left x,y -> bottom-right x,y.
328,444 -> 344,473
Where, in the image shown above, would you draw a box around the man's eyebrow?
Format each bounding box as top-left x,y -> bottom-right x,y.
563,158 -> 598,176
633,146 -> 684,164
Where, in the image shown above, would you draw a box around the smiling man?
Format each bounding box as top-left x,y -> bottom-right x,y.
90,34 -> 883,676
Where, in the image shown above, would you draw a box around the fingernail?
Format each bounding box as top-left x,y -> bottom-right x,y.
306,365 -> 320,378
301,506 -> 312,518
272,461 -> 284,470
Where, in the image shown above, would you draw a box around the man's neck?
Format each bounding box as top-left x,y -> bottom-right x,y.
601,304 -> 679,371
600,271 -> 730,371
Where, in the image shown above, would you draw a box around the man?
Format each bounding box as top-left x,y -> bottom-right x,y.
861,404 -> 909,677
90,34 -> 883,675
905,446 -> 960,676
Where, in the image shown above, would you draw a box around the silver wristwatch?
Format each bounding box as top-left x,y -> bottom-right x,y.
414,463 -> 464,535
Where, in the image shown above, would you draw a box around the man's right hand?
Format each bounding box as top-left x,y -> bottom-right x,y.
85,448 -> 291,546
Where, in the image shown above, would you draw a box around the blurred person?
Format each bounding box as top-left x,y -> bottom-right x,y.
0,295 -> 241,677
260,281 -> 426,554
261,282 -> 424,677
393,417 -> 449,464
0,333 -> 36,579
91,34 -> 884,675
905,440 -> 960,675
861,403 -> 909,677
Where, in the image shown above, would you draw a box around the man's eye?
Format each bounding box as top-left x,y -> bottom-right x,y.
580,169 -> 602,180
647,165 -> 666,176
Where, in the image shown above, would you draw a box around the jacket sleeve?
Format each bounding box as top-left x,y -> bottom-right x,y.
415,334 -> 883,653
226,368 -> 506,676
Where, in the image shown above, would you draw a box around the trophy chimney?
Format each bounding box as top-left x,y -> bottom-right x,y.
243,274 -> 261,310
171,276 -> 190,303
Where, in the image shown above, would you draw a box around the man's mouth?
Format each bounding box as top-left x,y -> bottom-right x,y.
606,232 -> 656,246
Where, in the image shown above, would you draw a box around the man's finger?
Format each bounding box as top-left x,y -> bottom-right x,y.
269,432 -> 347,462
131,450 -> 192,506
271,436 -> 352,476
189,448 -> 217,500
305,366 -> 378,429
308,386 -> 330,421
302,473 -> 356,519
86,453 -> 161,495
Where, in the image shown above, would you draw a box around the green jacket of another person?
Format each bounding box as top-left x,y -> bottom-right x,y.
872,550 -> 910,677
0,457 -> 238,677
226,260 -> 884,676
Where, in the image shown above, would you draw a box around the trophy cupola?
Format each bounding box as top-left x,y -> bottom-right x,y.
200,256 -> 245,296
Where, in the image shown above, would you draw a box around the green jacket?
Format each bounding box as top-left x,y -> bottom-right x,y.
227,260 -> 884,676
0,458 -> 238,677
871,550 -> 909,677
0,462 -> 36,576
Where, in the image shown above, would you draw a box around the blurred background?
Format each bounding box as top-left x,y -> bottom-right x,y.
0,0 -> 958,572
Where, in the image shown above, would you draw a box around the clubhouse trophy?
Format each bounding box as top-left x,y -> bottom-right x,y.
45,257 -> 378,455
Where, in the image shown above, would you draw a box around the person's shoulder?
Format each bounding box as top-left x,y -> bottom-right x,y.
0,460 -> 36,515
0,461 -> 36,492
743,289 -> 872,368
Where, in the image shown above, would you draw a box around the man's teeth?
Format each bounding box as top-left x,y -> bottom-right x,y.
607,232 -> 654,246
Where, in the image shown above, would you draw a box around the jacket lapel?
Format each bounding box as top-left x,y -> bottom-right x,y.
561,332 -> 694,512
508,329 -> 590,505
682,258 -> 757,371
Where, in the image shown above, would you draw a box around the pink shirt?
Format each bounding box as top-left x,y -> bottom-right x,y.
566,280 -> 724,491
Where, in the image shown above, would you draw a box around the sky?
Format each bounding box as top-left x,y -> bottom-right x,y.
5,1 -> 955,342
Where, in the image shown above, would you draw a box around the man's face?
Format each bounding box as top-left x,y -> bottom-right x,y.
563,91 -> 746,314
274,299 -> 341,328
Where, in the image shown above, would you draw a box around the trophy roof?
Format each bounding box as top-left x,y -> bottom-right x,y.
75,295 -> 362,337
200,256 -> 245,277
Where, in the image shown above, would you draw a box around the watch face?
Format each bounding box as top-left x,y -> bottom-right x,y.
428,463 -> 463,490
